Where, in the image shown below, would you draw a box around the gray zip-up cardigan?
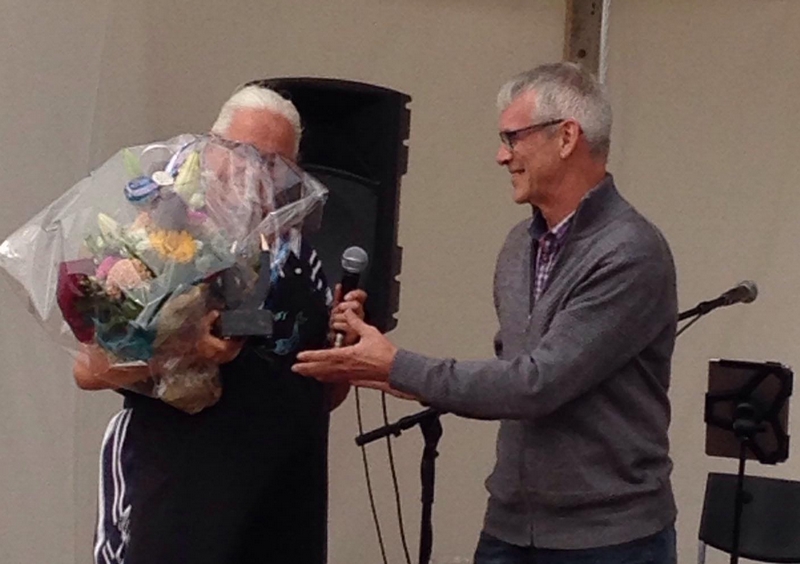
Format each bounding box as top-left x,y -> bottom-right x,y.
389,176 -> 678,549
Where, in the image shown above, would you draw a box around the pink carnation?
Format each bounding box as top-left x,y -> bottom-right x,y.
105,258 -> 151,299
96,256 -> 121,280
187,210 -> 209,225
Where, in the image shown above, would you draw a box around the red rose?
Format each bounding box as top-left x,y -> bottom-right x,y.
56,259 -> 96,343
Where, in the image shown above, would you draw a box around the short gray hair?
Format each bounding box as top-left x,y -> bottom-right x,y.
497,62 -> 612,158
211,85 -> 303,154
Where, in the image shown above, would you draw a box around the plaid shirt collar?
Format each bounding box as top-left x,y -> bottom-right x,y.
528,201 -> 580,306
527,173 -> 613,242
529,209 -> 575,244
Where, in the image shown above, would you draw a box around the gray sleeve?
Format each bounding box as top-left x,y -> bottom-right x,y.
389,238 -> 676,420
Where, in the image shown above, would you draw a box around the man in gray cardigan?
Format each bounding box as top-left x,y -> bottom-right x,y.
293,62 -> 678,564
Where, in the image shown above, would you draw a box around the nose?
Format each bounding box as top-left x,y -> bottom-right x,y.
496,143 -> 512,166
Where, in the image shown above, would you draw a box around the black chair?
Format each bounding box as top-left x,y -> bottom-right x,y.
699,472 -> 800,563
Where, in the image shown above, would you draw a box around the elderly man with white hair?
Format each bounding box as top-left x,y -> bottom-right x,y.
76,83 -> 361,564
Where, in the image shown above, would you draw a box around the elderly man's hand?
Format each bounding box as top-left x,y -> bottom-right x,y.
329,284 -> 367,347
293,310 -> 397,383
196,311 -> 245,365
73,344 -> 151,390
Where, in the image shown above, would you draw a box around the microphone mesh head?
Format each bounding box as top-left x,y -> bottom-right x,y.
341,246 -> 369,274
740,280 -> 758,303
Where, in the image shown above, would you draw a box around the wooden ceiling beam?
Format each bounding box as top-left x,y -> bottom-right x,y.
564,0 -> 606,77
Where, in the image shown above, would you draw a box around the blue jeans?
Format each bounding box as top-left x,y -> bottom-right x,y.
473,526 -> 676,564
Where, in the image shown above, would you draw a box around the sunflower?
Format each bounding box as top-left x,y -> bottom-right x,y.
149,230 -> 197,263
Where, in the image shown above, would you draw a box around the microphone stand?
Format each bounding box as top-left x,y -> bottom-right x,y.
678,282 -> 756,330
677,297 -> 724,337
356,407 -> 446,564
679,298 -> 726,321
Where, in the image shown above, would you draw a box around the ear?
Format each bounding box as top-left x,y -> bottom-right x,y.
558,120 -> 582,159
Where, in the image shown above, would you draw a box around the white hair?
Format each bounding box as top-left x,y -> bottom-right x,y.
211,85 -> 303,154
497,62 -> 612,159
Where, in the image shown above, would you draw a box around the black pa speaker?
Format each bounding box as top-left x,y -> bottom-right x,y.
255,78 -> 410,333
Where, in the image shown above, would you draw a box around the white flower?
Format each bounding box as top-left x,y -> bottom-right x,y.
174,151 -> 201,202
97,213 -> 121,241
134,239 -> 152,254
121,226 -> 152,255
126,226 -> 148,243
189,193 -> 205,210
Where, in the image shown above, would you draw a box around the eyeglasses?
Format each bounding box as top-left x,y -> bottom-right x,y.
499,119 -> 565,149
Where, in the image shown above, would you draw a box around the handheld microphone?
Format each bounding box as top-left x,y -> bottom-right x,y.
679,280 -> 758,320
334,246 -> 369,347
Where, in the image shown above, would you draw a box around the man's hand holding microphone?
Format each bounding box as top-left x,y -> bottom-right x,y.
305,246 -> 418,403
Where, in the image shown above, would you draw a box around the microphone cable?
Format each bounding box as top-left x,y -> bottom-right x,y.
676,313 -> 702,338
355,387 -> 414,564
355,387 -> 389,564
381,391 -> 413,564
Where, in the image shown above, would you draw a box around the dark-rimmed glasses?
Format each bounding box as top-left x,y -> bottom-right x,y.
499,119 -> 565,149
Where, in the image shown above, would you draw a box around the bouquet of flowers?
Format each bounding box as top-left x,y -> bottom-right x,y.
0,134 -> 327,413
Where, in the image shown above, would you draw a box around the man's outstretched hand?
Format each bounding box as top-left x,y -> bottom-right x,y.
293,310 -> 397,383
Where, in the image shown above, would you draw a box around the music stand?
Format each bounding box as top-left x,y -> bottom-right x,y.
703,359 -> 793,563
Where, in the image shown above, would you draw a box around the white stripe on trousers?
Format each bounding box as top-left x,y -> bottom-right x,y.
94,409 -> 132,564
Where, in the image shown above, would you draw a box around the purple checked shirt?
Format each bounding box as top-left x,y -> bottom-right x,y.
530,212 -> 575,307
